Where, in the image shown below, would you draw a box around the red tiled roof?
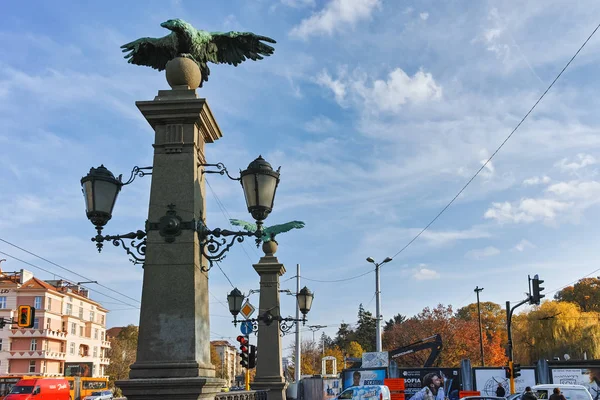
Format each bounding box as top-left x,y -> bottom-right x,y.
20,277 -> 61,293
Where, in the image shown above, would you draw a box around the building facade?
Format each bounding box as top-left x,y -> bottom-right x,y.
211,340 -> 241,387
0,269 -> 109,377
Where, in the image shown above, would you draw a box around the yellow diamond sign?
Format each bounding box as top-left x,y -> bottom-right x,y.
240,301 -> 256,319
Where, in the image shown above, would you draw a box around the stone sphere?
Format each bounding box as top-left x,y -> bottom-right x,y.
262,241 -> 278,256
165,57 -> 201,89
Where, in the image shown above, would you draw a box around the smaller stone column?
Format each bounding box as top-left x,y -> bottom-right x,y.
251,241 -> 287,400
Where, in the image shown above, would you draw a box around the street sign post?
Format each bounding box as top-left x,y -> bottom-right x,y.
241,321 -> 253,336
240,301 -> 255,320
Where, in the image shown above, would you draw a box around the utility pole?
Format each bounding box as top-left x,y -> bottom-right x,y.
294,264 -> 301,382
366,257 -> 392,352
474,286 -> 485,366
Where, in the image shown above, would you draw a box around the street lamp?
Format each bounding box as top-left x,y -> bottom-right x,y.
366,256 -> 392,352
228,286 -> 314,335
240,155 -> 281,224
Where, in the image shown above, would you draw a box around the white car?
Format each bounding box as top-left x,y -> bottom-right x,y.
529,385 -> 593,400
83,390 -> 113,400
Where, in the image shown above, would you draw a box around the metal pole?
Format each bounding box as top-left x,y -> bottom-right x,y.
506,301 -> 515,394
375,262 -> 382,352
294,263 -> 301,382
475,286 -> 485,366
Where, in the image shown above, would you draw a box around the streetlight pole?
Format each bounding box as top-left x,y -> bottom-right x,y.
474,286 -> 485,366
295,263 -> 301,382
366,257 -> 392,352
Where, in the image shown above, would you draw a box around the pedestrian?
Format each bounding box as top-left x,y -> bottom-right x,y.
496,383 -> 506,398
522,387 -> 538,400
550,388 -> 567,400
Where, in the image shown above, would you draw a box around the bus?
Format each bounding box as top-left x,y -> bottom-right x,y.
0,376 -> 109,400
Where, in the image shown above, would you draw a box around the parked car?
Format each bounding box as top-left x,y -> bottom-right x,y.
506,393 -> 522,400
461,397 -> 507,400
336,385 -> 391,400
5,378 -> 70,400
83,389 -> 114,400
529,384 -> 593,400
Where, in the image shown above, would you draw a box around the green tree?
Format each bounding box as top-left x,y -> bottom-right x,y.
334,322 -> 355,350
384,314 -> 407,332
354,304 -> 376,352
555,277 -> 600,312
106,325 -> 138,391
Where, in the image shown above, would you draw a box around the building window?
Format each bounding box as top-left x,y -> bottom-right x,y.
94,329 -> 99,340
44,340 -> 49,351
30,339 -> 37,351
66,303 -> 72,315
70,323 -> 76,335
0,339 -> 3,351
42,361 -> 47,374
93,346 -> 98,358
93,364 -> 97,376
29,361 -> 35,373
59,363 -> 63,374
46,318 -> 51,330
80,326 -> 84,337
34,296 -> 42,309
33,318 -> 39,329
69,342 -> 75,355
101,331 -> 105,341
46,297 -> 52,311
79,307 -> 83,319
90,311 -> 95,322
60,342 -> 65,353
100,315 -> 105,326
0,297 -> 6,309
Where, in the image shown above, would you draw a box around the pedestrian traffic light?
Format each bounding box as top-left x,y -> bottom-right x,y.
505,366 -> 511,379
532,274 -> 545,305
513,363 -> 521,378
17,305 -> 35,328
248,345 -> 256,369
237,335 -> 249,368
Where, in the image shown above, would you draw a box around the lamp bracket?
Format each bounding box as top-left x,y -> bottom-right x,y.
91,230 -> 146,265
121,166 -> 153,186
146,204 -> 196,243
200,162 -> 240,181
232,311 -> 306,337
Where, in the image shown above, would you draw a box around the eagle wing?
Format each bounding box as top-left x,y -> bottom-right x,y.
208,31 -> 276,66
264,221 -> 305,237
229,219 -> 257,233
121,33 -> 179,71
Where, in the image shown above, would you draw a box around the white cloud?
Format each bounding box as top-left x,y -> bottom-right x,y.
555,153 -> 597,173
420,12 -> 429,21
465,246 -> 500,260
546,180 -> 600,200
523,176 -> 551,186
513,239 -> 535,252
484,198 -> 572,224
417,227 -> 491,246
413,267 -> 440,280
315,70 -> 347,104
304,115 -> 337,133
290,0 -> 381,39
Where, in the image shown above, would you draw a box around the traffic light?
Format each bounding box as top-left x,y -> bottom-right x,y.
532,274 -> 545,305
248,345 -> 256,369
505,366 -> 511,379
17,305 -> 35,328
237,335 -> 249,368
513,363 -> 521,378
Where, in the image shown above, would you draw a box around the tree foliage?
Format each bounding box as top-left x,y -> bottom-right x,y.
210,344 -> 228,381
555,277 -> 600,312
106,325 -> 138,390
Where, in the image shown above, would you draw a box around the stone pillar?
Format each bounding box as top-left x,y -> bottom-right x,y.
250,242 -> 287,400
117,58 -> 226,400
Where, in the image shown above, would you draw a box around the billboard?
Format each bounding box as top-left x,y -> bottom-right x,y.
395,368 -> 461,400
65,362 -> 93,377
343,368 -> 387,389
474,368 -> 536,396
363,352 -> 389,368
551,368 -> 600,400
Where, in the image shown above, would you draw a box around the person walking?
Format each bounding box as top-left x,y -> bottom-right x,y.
496,383 -> 506,398
550,388 -> 567,400
522,387 -> 538,400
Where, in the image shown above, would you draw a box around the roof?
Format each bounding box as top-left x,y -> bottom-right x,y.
20,277 -> 62,293
211,340 -> 235,348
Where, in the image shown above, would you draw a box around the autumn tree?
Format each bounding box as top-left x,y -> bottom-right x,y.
106,325 -> 138,391
210,344 -> 228,381
384,314 -> 407,332
555,277 -> 600,312
346,341 -> 364,358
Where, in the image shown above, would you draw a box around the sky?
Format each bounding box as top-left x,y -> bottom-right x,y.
2,0 -> 600,357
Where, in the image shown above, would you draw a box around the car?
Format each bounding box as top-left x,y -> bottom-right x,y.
83,389 -> 114,400
336,385 -> 391,400
529,385 -> 593,400
461,397 -> 506,400
506,393 -> 522,400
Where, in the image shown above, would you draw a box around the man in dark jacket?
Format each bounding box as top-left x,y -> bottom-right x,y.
522,387 -> 538,400
496,383 -> 507,398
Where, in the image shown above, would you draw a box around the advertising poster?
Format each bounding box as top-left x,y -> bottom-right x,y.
474,368 -> 536,396
363,352 -> 389,368
65,362 -> 93,377
551,368 -> 600,400
343,368 -> 387,389
324,378 -> 342,400
396,368 -> 461,400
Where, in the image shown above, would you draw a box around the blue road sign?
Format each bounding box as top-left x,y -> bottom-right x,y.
240,321 -> 253,335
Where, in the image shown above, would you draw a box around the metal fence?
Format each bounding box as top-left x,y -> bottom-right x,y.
215,390 -> 268,400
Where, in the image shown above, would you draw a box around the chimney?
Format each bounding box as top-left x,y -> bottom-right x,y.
20,269 -> 33,284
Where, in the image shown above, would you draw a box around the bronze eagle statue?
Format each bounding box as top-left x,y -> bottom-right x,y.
230,219 -> 305,245
121,19 -> 276,87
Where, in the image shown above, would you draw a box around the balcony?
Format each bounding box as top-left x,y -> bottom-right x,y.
99,357 -> 110,365
9,329 -> 68,341
101,340 -> 111,348
8,350 -> 67,360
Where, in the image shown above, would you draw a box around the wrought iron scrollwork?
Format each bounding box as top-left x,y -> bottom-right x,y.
197,221 -> 259,272
92,230 -> 146,265
232,312 -> 306,336
121,166 -> 153,186
200,162 -> 240,181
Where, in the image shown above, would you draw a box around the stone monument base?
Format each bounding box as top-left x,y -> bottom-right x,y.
117,376 -> 225,400
251,378 -> 287,400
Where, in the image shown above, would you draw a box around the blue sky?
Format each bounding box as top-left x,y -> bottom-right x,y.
2,0 -> 600,354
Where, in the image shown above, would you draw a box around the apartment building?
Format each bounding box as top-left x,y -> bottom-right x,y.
211,340 -> 241,387
0,269 -> 110,377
